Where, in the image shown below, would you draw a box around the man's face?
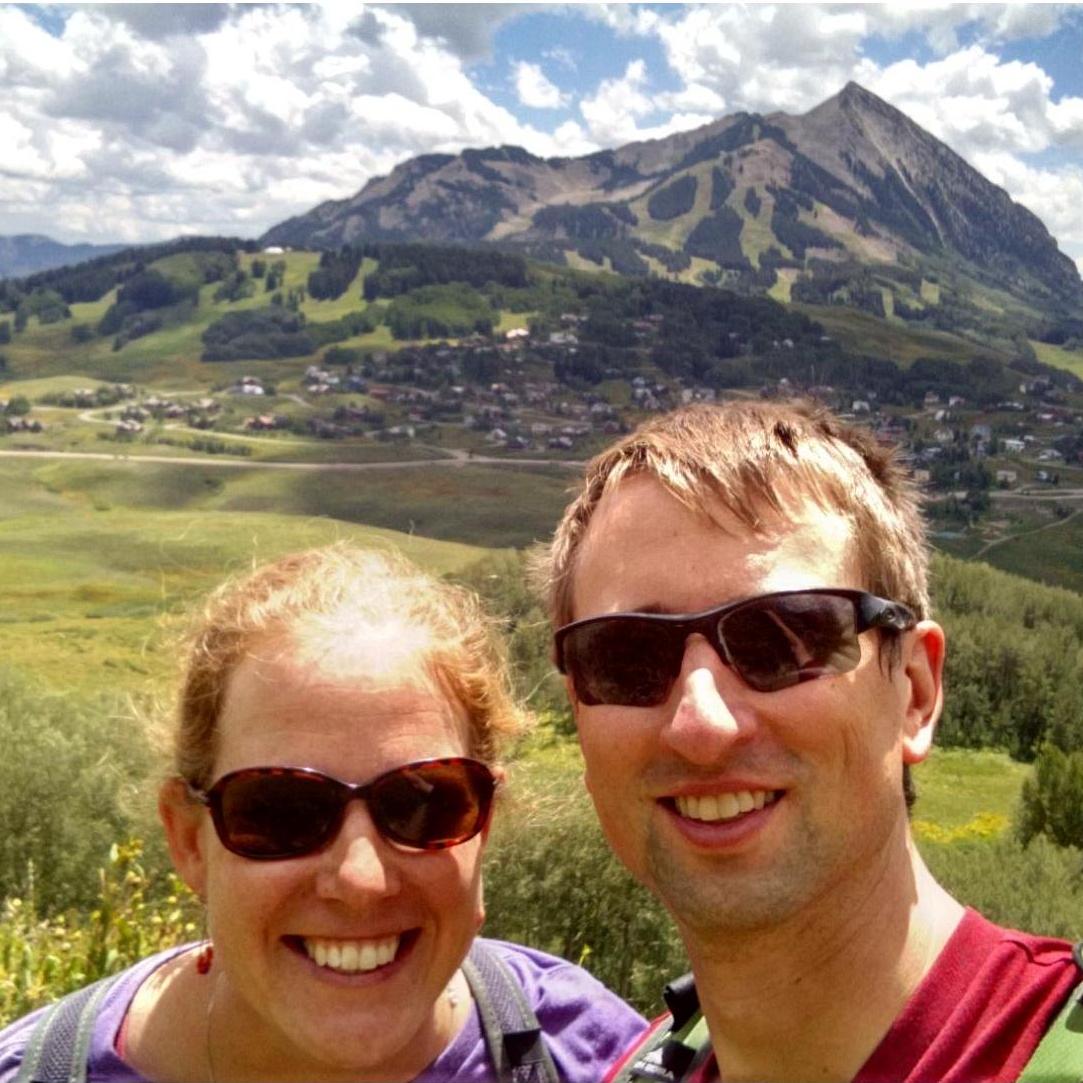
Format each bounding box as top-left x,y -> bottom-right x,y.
566,475 -> 940,938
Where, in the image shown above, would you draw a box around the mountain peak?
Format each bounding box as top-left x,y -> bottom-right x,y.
260,84 -> 1081,312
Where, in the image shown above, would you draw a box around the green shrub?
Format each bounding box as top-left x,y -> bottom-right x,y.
484,752 -> 685,1015
0,841 -> 199,1023
923,833 -> 1083,938
1018,745 -> 1083,848
0,670 -> 158,912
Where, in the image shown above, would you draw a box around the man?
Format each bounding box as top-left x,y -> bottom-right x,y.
541,400 -> 1079,1082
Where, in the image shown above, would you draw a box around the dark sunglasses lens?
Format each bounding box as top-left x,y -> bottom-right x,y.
564,618 -> 683,707
720,594 -> 860,692
371,760 -> 494,849
215,771 -> 344,859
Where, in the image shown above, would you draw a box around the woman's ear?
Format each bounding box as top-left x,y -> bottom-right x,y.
901,620 -> 946,766
159,778 -> 209,898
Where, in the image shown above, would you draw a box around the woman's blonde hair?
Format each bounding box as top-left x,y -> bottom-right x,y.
175,544 -> 523,788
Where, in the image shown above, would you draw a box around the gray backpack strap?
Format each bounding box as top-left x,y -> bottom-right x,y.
462,940 -> 560,1083
13,975 -> 120,1083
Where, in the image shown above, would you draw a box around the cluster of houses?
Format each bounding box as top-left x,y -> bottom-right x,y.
114,395 -> 220,437
4,415 -> 43,434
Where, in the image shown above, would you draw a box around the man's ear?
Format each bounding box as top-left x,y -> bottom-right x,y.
900,620 -> 945,766
159,778 -> 209,898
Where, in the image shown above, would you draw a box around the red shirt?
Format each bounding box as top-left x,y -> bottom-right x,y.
856,908 -> 1078,1082
626,910 -> 1078,1083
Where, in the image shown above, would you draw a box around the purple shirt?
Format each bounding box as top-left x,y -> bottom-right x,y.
0,938 -> 647,1082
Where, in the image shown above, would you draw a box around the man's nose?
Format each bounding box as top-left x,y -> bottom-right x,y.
661,635 -> 750,764
315,801 -> 401,900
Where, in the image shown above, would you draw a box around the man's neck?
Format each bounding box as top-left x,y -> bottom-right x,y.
680,839 -> 965,1083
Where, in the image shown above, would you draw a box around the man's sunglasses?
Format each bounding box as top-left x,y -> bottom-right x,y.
555,588 -> 916,706
189,757 -> 497,860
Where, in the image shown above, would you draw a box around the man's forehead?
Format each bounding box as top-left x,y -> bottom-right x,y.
570,474 -> 858,614
586,472 -> 850,545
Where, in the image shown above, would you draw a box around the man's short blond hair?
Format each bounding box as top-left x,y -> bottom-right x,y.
542,399 -> 930,627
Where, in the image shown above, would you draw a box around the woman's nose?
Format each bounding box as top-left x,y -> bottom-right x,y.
315,801 -> 401,900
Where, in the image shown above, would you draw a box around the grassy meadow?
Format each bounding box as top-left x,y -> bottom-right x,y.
5,240 -> 1083,1021
2,437 -> 1080,1019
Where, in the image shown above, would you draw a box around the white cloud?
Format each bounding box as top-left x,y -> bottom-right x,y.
577,58 -> 708,146
863,4 -> 1070,55
865,46 -> 1083,170
650,5 -> 867,114
0,3 -> 570,242
0,0 -> 1080,267
514,61 -> 568,110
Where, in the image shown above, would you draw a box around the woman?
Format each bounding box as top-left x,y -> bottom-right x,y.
0,545 -> 645,1082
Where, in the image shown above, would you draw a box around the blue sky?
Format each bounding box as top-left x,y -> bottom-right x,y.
2,3 -> 1082,273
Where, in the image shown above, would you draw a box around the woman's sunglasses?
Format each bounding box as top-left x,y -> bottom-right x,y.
189,757 -> 497,860
555,588 -> 916,706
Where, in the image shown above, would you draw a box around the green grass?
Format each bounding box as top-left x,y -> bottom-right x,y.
794,304 -> 1013,366
630,162 -> 715,251
2,248 -> 388,385
0,455 -> 573,544
1031,340 -> 1083,380
978,511 -> 1083,593
735,187 -> 786,267
0,375 -> 114,399
768,268 -> 799,303
0,493 -> 493,694
912,747 -> 1029,837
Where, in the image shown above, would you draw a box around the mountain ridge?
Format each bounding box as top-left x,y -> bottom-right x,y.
0,234 -> 127,280
261,83 -> 1081,316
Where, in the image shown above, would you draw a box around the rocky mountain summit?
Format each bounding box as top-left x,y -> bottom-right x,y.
263,82 -> 1080,314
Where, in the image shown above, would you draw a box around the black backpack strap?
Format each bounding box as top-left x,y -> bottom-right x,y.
607,974 -> 709,1083
462,940 -> 560,1083
13,975 -> 119,1083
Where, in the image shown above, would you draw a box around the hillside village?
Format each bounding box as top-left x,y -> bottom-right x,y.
5,314 -> 1082,526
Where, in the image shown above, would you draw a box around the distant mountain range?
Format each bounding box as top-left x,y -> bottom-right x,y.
262,82 -> 1082,315
0,234 -> 127,279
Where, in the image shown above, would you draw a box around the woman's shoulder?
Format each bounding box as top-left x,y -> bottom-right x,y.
474,938 -> 648,1079
0,945 -> 194,1083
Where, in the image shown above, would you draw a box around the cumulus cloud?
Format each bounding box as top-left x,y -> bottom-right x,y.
0,3 -> 572,242
92,3 -> 232,40
378,4 -> 525,62
867,47 -> 1083,161
0,0 -> 1080,265
578,58 -> 712,146
514,61 -> 568,109
863,4 -> 1070,56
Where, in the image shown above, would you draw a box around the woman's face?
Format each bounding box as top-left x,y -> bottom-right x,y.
164,632 -> 488,1081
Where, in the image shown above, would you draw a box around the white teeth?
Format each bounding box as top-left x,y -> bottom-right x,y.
303,935 -> 400,974
675,790 -> 776,822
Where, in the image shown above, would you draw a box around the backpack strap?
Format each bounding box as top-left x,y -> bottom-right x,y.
13,974 -> 120,1083
1018,942 -> 1083,1083
462,940 -> 560,1083
605,973 -> 712,1083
